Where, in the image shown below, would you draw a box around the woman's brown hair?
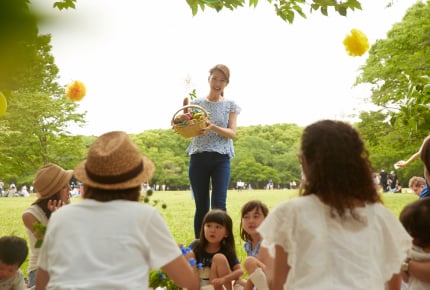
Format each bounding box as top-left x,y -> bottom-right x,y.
299,120 -> 381,219
83,185 -> 141,202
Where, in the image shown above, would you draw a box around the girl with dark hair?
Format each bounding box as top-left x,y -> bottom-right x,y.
258,120 -> 411,290
187,209 -> 243,290
22,163 -> 73,288
399,197 -> 430,289
239,200 -> 270,290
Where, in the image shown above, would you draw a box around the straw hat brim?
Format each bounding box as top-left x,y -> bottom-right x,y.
74,156 -> 154,190
35,169 -> 74,201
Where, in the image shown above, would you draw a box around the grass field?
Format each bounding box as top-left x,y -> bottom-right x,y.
0,189 -> 418,277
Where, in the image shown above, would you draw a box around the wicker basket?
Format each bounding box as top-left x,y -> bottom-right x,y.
171,105 -> 209,138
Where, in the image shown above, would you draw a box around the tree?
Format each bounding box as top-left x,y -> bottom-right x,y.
0,35 -> 86,181
0,0 -> 38,91
186,0 -> 362,23
50,0 -> 364,23
354,0 -> 430,183
356,1 -> 430,133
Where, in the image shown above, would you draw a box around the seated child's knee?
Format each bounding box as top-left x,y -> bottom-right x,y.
243,256 -> 258,272
212,253 -> 228,265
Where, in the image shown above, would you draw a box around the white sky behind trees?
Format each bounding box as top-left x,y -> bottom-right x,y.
31,0 -> 417,136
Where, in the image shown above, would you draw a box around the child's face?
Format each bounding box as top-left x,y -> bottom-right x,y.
0,260 -> 19,281
242,208 -> 265,235
204,222 -> 227,244
412,184 -> 425,196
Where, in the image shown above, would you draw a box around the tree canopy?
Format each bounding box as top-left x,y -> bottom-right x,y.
356,0 -> 430,133
355,0 -> 430,183
0,34 -> 86,183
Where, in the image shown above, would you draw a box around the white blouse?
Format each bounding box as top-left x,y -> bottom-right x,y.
258,194 -> 411,290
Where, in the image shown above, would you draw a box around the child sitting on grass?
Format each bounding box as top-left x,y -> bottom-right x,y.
399,197 -> 430,289
187,209 -> 243,290
0,235 -> 29,290
239,200 -> 270,290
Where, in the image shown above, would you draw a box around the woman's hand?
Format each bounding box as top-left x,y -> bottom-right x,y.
395,160 -> 407,168
47,200 -> 65,212
199,121 -> 213,135
210,277 -> 226,288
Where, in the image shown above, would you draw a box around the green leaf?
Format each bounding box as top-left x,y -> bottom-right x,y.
321,6 -> 328,16
35,239 -> 43,249
249,0 -> 258,8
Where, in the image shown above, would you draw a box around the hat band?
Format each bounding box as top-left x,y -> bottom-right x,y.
85,161 -> 144,185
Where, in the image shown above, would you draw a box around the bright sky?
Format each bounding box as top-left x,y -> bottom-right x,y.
31,0 -> 417,136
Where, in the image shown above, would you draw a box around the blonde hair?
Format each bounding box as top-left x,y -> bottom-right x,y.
408,176 -> 426,188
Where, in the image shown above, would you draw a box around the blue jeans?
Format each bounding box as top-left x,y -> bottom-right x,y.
189,152 -> 230,238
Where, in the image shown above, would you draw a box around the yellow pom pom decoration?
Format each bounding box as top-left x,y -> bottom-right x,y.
343,29 -> 369,57
0,91 -> 7,117
66,80 -> 86,101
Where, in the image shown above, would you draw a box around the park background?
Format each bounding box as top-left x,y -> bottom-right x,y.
0,189 -> 419,282
0,0 -> 430,284
1,0 -> 430,192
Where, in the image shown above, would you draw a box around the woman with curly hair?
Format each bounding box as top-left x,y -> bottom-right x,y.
258,120 -> 411,290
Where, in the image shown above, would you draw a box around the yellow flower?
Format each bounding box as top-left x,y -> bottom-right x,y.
66,80 -> 86,101
343,29 -> 369,57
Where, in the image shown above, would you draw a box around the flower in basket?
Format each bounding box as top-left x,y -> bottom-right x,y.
66,80 -> 86,101
173,108 -> 206,127
343,29 -> 369,57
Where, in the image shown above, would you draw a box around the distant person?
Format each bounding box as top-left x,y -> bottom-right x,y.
237,180 -> 244,192
408,176 -> 426,196
22,163 -> 73,288
0,179 -> 4,196
187,64 -> 241,238
395,135 -> 430,198
389,170 -> 399,193
291,180 -> 297,189
19,184 -> 30,197
0,235 -> 29,290
258,120 -> 411,290
267,180 -> 273,190
35,131 -> 199,290
399,197 -> 430,289
372,172 -> 381,190
380,168 -> 389,192
7,183 -> 17,197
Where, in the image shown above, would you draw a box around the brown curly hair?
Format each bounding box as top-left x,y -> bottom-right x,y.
299,120 -> 381,219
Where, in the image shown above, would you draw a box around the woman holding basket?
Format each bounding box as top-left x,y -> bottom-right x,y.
187,64 -> 241,238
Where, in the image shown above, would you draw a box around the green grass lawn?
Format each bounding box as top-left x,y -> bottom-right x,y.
0,189 -> 418,277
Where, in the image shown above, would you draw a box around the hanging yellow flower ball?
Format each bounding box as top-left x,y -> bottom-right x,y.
0,92 -> 7,117
343,29 -> 369,57
66,80 -> 86,101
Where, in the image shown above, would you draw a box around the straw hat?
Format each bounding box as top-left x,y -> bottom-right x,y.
33,163 -> 74,199
74,131 -> 155,190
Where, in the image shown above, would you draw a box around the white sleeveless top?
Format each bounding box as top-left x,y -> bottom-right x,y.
23,204 -> 48,273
